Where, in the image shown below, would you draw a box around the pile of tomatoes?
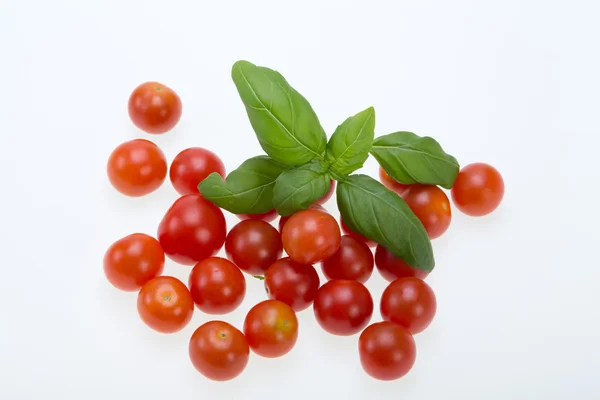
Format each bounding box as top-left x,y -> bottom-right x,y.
104,82 -> 505,382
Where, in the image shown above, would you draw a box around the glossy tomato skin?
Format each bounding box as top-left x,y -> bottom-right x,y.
451,162 -> 505,216
313,280 -> 374,336
278,203 -> 326,232
107,139 -> 167,197
169,147 -> 225,196
315,180 -> 336,205
225,220 -> 282,275
374,245 -> 429,282
237,209 -> 278,223
103,233 -> 165,291
379,167 -> 410,196
128,81 -> 182,134
264,258 -> 320,311
188,257 -> 246,314
137,276 -> 194,334
282,209 -> 341,264
380,277 -> 437,334
158,194 -> 227,265
358,321 -> 416,381
340,218 -> 375,247
402,185 -> 451,239
321,236 -> 374,283
189,321 -> 250,382
243,300 -> 298,358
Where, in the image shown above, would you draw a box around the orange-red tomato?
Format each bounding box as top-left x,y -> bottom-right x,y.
339,218 -> 375,247
451,162 -> 505,216
379,167 -> 410,195
374,245 -> 429,282
278,203 -> 327,232
106,139 -> 167,197
321,235 -> 374,283
103,233 -> 164,291
281,209 -> 341,264
380,277 -> 437,334
188,257 -> 246,314
237,209 -> 279,223
243,299 -> 298,358
169,147 -> 225,196
402,185 -> 451,239
128,81 -> 182,134
137,276 -> 194,334
264,258 -> 320,312
225,220 -> 282,275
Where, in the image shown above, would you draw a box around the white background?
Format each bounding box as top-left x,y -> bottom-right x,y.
1,0 -> 599,399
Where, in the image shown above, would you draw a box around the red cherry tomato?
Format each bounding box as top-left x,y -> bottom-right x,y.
314,180 -> 336,205
358,321 -> 416,381
188,257 -> 246,314
379,167 -> 410,195
107,139 -> 167,197
321,235 -> 374,283
128,81 -> 182,134
225,220 -> 282,275
237,209 -> 278,223
189,320 -> 250,382
380,277 -> 437,334
243,299 -> 298,358
137,276 -> 194,334
278,203 -> 327,232
264,258 -> 320,312
402,185 -> 451,239
282,209 -> 341,264
313,280 -> 374,336
103,233 -> 165,291
340,218 -> 375,247
158,194 -> 227,265
169,147 -> 225,196
451,162 -> 505,216
374,245 -> 429,282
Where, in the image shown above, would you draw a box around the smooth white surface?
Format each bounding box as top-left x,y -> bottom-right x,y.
1,0 -> 599,398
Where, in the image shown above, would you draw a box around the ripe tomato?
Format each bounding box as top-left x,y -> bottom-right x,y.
321,235 -> 374,283
128,81 -> 182,134
158,194 -> 227,265
169,147 -> 225,196
402,185 -> 451,239
264,258 -> 320,311
103,233 -> 164,291
315,180 -> 336,205
375,245 -> 429,282
243,299 -> 298,358
237,209 -> 278,223
281,209 -> 341,264
313,280 -> 373,336
380,277 -> 437,334
451,162 -> 505,216
225,220 -> 282,275
278,203 -> 326,232
106,139 -> 167,197
340,218 -> 375,247
379,167 -> 410,195
137,276 -> 194,334
189,320 -> 250,382
358,321 -> 416,381
188,257 -> 246,314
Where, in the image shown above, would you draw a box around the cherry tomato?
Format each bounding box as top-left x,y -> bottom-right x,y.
402,185 -> 451,239
321,235 -> 374,283
375,245 -> 429,282
137,276 -> 194,334
188,257 -> 246,314
264,258 -> 320,312
340,218 -> 375,247
313,280 -> 373,336
158,194 -> 227,265
282,209 -> 341,264
106,139 -> 167,197
103,233 -> 164,291
243,299 -> 298,358
315,180 -> 336,205
189,320 -> 250,382
451,162 -> 505,216
128,81 -> 182,134
225,220 -> 282,275
169,147 -> 225,196
278,203 -> 326,232
379,167 -> 410,195
380,277 -> 437,334
237,209 -> 278,223
358,321 -> 416,381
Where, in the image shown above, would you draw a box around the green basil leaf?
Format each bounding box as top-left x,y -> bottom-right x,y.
337,174 -> 434,272
198,156 -> 284,214
371,131 -> 459,189
231,60 -> 327,166
325,107 -> 375,177
272,161 -> 331,216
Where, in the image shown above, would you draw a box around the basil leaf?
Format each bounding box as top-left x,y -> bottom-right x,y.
337,174 -> 434,272
198,156 -> 284,214
325,107 -> 375,177
231,60 -> 327,166
371,131 -> 459,189
272,162 -> 331,216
